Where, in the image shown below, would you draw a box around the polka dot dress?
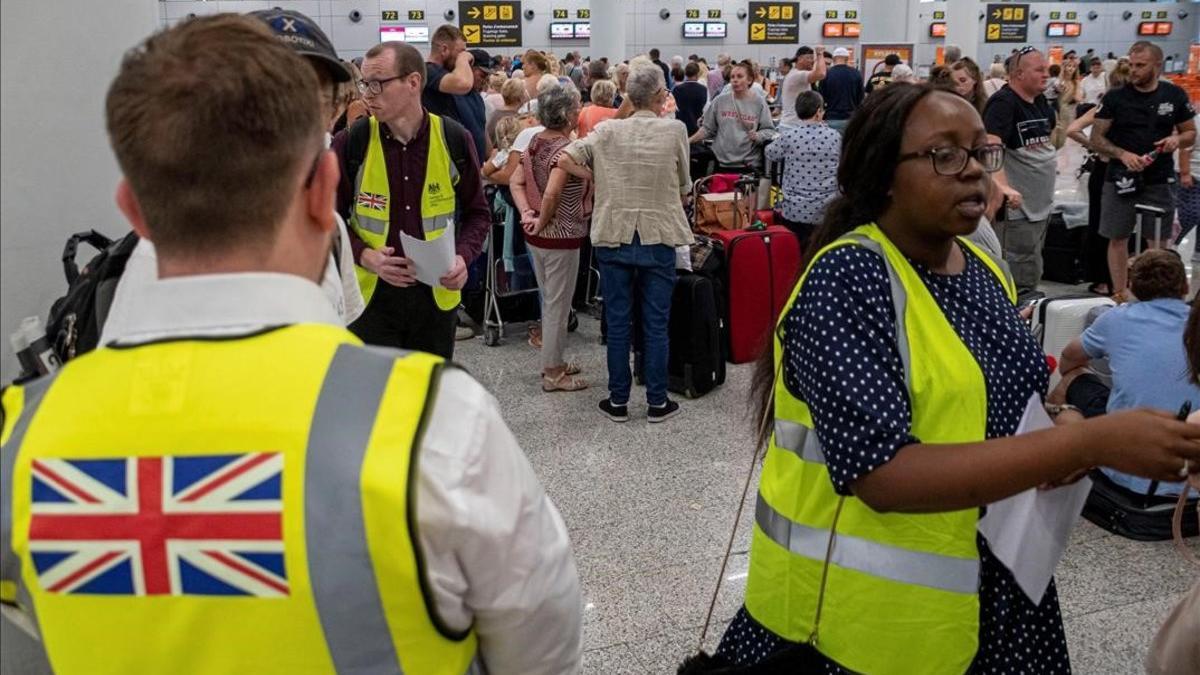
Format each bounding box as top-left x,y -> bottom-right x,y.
766,124 -> 842,226
717,243 -> 1070,673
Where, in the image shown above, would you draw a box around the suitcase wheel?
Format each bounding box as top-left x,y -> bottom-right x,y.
483,326 -> 502,347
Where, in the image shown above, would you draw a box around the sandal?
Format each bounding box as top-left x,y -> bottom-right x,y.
542,371 -> 589,392
528,324 -> 542,349
564,362 -> 582,376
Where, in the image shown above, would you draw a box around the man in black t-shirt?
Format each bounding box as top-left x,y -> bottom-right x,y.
983,47 -> 1057,299
1092,41 -> 1197,296
673,61 -> 708,136
423,24 -> 474,122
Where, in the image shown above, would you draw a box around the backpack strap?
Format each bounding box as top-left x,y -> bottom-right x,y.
438,115 -> 473,183
342,116 -> 372,202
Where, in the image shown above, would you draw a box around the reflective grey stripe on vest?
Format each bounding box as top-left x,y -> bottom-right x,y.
841,234 -> 912,391
773,419 -> 826,465
421,213 -> 455,235
1,375 -> 58,635
755,493 -> 979,595
306,344 -> 408,675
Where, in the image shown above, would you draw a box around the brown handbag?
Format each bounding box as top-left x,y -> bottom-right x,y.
695,191 -> 753,234
1144,479 -> 1200,675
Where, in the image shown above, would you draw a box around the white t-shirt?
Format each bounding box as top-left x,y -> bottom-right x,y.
1081,72 -> 1108,105
778,69 -> 813,127
512,125 -> 546,154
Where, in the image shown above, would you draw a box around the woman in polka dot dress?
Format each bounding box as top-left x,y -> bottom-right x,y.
704,84 -> 1200,674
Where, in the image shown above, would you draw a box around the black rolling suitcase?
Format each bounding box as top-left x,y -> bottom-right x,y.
631,272 -> 726,398
666,273 -> 726,398
1041,212 -> 1085,284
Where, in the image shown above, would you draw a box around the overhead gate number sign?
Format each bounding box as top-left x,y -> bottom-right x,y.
985,3 -> 1029,43
459,2 -> 522,48
748,2 -> 799,44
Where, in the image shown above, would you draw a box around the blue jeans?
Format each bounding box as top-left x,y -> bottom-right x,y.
596,236 -> 676,406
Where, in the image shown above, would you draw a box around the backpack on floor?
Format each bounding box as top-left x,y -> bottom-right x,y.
46,230 -> 140,362
1082,470 -> 1199,541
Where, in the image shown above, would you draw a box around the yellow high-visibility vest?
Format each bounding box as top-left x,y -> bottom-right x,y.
0,324 -> 478,674
744,223 -> 1017,674
351,115 -> 461,310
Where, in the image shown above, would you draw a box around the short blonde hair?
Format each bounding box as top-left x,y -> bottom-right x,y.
591,79 -> 617,107
501,77 -> 527,106
487,71 -> 507,93
493,115 -> 524,150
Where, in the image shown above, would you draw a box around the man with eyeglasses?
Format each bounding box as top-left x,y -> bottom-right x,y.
983,45 -> 1057,300
1,15 -> 581,674
333,41 -> 491,358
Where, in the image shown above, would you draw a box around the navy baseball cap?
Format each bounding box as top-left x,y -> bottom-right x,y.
250,9 -> 352,82
469,49 -> 497,73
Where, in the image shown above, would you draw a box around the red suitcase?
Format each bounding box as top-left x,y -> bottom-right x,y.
710,226 -> 802,364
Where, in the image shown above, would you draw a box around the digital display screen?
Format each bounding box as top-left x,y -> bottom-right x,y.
1046,23 -> 1065,38
929,22 -> 946,38
1156,22 -> 1173,36
381,26 -> 428,43
1064,23 -> 1080,37
822,22 -> 844,38
705,22 -> 727,38
682,21 -> 706,38
573,22 -> 590,38
550,22 -> 574,39
842,22 -> 861,38
380,26 -> 406,42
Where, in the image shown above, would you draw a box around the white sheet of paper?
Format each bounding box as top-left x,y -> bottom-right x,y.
399,228 -> 455,288
977,393 -> 1092,605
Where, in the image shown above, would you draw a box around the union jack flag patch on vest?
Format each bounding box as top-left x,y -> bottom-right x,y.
27,453 -> 288,597
357,191 -> 388,211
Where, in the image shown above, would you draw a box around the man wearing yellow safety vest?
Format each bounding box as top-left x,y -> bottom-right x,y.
0,15 -> 581,674
334,41 -> 491,359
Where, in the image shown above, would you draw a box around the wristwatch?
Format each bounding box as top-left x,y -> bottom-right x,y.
1045,403 -> 1080,418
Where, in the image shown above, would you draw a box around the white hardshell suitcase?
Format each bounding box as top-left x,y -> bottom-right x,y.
1029,295 -> 1116,389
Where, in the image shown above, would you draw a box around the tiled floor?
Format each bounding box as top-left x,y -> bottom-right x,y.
453,311 -> 1196,674
1,309 -> 1192,674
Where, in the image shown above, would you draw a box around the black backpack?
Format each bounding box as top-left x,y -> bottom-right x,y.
46,230 -> 140,362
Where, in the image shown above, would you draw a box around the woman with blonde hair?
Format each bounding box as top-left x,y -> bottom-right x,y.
484,71 -> 507,111
521,50 -> 550,102
1055,58 -> 1081,139
577,79 -> 619,138
332,60 -> 369,134
486,77 -> 528,149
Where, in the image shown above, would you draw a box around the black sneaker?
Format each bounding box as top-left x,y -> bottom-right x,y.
599,398 -> 629,422
647,399 -> 681,424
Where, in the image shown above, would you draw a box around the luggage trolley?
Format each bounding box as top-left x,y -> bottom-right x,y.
481,195 -> 541,346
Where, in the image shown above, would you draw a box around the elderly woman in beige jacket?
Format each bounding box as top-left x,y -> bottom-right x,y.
558,61 -> 693,424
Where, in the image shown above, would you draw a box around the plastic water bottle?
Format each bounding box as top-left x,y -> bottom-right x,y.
10,316 -> 60,381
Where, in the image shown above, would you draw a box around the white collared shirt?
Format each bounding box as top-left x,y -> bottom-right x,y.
104,273 -> 583,674
100,214 -> 364,346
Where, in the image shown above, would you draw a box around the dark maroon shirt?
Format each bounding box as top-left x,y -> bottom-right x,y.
333,112 -> 490,265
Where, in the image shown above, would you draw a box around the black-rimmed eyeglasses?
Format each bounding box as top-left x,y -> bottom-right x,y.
357,76 -> 403,96
897,144 -> 1006,176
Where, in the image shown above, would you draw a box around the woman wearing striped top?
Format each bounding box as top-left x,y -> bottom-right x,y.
511,84 -> 591,392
